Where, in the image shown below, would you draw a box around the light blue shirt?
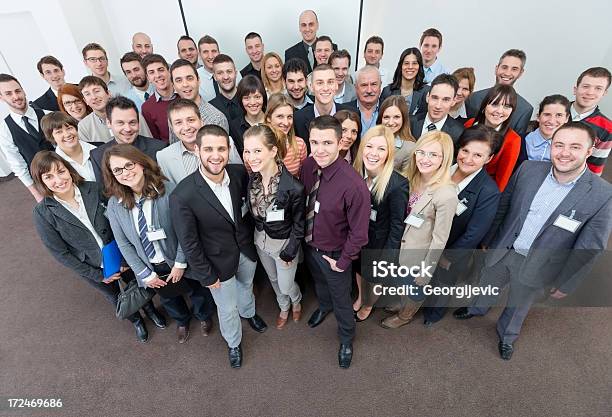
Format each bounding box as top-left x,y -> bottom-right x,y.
123,84 -> 156,111
525,128 -> 552,162
357,100 -> 379,137
513,168 -> 585,255
423,59 -> 448,84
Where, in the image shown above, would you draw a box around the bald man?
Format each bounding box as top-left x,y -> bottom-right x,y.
132,32 -> 153,58
285,10 -> 319,73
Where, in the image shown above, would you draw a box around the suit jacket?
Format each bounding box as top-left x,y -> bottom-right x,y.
294,103 -> 355,150
90,135 -> 167,182
156,142 -> 190,184
106,182 -> 187,287
411,114 -> 465,144
170,164 -> 257,286
380,85 -> 430,117
481,161 -> 612,293
367,171 -> 409,251
32,88 -> 59,111
399,183 -> 458,284
466,87 -> 533,139
285,41 -> 313,73
32,182 -> 112,283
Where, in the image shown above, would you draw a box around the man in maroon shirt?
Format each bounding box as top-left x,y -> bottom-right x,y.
299,115 -> 370,368
142,54 -> 177,142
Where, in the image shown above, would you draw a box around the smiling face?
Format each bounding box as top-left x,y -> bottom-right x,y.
41,64 -> 65,90
109,155 -> 144,191
314,40 -> 333,65
0,80 -> 27,113
61,94 -> 87,120
312,69 -> 337,105
483,95 -> 513,129
339,119 -> 358,151
455,78 -> 471,105
178,39 -> 198,65
456,140 -> 493,176
243,133 -> 277,173
574,75 -> 609,112
41,161 -> 74,196
551,128 -> 593,176
213,61 -> 237,94
146,62 -> 171,92
172,64 -> 199,101
107,107 -> 139,144
402,54 -> 419,81
331,57 -> 349,85
121,60 -> 147,88
52,124 -> 79,153
426,83 -> 455,123
537,103 -> 569,139
84,49 -> 108,77
415,141 -> 444,176
363,135 -> 388,176
81,83 -> 110,112
267,104 -> 294,135
364,43 -> 383,66
242,91 -> 264,118
169,107 -> 203,146
310,128 -> 339,168
264,57 -> 282,83
132,33 -> 153,58
199,42 -> 219,72
495,56 -> 524,86
245,37 -> 264,64
285,71 -> 307,101
196,134 -> 230,177
420,36 -> 441,67
299,11 -> 318,43
381,105 -> 403,135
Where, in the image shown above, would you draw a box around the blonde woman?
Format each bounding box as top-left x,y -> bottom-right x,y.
264,93 -> 307,176
381,131 -> 458,329
261,52 -> 285,96
352,125 -> 409,321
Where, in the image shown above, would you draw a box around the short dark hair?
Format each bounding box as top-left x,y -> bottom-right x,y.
78,75 -> 108,93
142,54 -> 169,71
212,54 -> 234,67
309,115 -> 342,140
283,58 -> 308,79
0,73 -> 20,86
236,75 -> 267,114
41,111 -> 79,144
457,124 -> 502,156
312,63 -> 334,75
538,94 -> 571,116
244,32 -> 261,43
329,49 -> 351,67
177,35 -> 196,49
420,28 -> 443,47
576,66 -> 611,90
364,36 -> 384,53
82,42 -> 106,59
37,56 -> 63,74
105,96 -> 138,121
553,121 -> 596,147
167,98 -> 201,121
475,84 -> 518,136
314,35 -> 334,51
195,124 -> 229,147
499,49 -> 527,68
31,151 -> 83,197
169,59 -> 198,82
120,52 -> 143,68
198,35 -> 218,49
430,73 -> 459,95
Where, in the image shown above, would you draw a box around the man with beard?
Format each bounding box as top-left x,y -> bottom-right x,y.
120,52 -> 155,111
210,54 -> 242,122
283,58 -> 312,110
131,32 -> 153,58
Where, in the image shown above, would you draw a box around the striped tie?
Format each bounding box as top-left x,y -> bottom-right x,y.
136,198 -> 156,259
427,123 -> 437,131
304,169 -> 321,243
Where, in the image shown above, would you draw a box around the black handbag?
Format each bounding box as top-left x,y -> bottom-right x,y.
115,279 -> 155,319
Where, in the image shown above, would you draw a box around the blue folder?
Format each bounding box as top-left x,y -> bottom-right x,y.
101,240 -> 122,278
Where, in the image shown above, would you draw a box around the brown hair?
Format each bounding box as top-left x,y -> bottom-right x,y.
420,28 -> 443,47
243,124 -> 286,161
364,36 -> 384,53
377,95 -> 415,143
78,75 -> 109,93
101,144 -> 167,209
576,66 -> 611,89
198,35 -> 219,49
265,93 -> 298,156
452,67 -> 476,93
329,49 -> 351,67
57,83 -> 92,117
37,56 -> 63,74
475,84 -> 518,136
82,42 -> 107,59
41,112 -> 79,144
31,151 -> 84,197
261,52 -> 284,92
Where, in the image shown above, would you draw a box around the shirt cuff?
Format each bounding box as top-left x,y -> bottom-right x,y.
20,174 -> 34,187
142,271 -> 157,285
336,255 -> 351,272
173,262 -> 187,269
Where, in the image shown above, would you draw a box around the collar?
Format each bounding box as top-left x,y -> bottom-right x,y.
201,167 -> 230,188
451,164 -> 482,193
531,128 -> 551,147
179,140 -> 197,155
424,58 -> 443,73
450,102 -> 467,119
314,101 -> 337,117
424,113 -> 447,131
201,68 -> 214,80
357,99 -> 379,114
570,103 -> 596,121
334,83 -> 346,99
302,40 -> 314,50
315,156 -> 343,181
55,140 -> 95,162
549,166 -> 587,186
154,90 -> 177,102
9,105 -> 37,124
107,72 -> 119,85
54,185 -> 83,206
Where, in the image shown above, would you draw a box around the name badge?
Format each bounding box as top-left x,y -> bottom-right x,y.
553,213 -> 581,233
146,228 -> 167,241
266,208 -> 285,222
404,214 -> 425,228
370,209 -> 377,222
456,198 -> 468,216
314,201 -> 320,213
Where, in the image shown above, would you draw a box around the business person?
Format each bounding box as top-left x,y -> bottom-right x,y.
454,122 -> 612,360
464,84 -> 521,191
334,109 -> 361,164
449,67 -> 476,123
261,52 -> 285,96
422,125 -> 501,325
243,124 -> 305,329
170,124 -> 267,368
381,130 -> 458,329
377,95 -> 417,171
285,10 -> 319,73
229,75 -> 267,156
57,83 -> 92,122
380,48 -> 430,117
31,151 -> 164,343
103,144 -> 215,343
525,94 -> 571,162
352,125 -> 410,322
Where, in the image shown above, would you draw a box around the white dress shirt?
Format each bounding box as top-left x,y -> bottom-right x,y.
55,141 -> 97,181
55,186 -> 105,253
421,114 -> 448,137
451,164 -> 482,193
201,168 -> 234,221
570,104 -> 595,121
197,66 -> 217,102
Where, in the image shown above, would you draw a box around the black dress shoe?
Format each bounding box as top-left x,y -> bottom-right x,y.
132,319 -> 149,343
338,343 -> 353,369
453,307 -> 475,320
498,341 -> 514,360
308,309 -> 329,328
228,344 -> 242,368
143,303 -> 167,329
246,314 -> 268,333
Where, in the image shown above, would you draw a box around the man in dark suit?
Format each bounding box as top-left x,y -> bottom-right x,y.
33,56 -> 66,111
465,49 -> 533,139
294,64 -> 354,150
345,65 -> 382,137
454,122 -> 612,360
90,96 -> 166,182
170,124 -> 267,368
240,32 -> 263,80
285,10 -> 319,73
411,74 -> 464,143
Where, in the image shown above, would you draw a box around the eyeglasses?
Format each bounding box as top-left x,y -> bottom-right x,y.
62,99 -> 83,108
414,149 -> 443,160
111,161 -> 136,176
86,57 -> 108,63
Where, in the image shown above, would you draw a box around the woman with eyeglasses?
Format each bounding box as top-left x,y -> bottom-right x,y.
103,144 -> 215,344
57,83 -> 92,122
31,151 -> 164,343
381,131 -> 458,329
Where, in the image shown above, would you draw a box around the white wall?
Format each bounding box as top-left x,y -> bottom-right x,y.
359,0 -> 612,116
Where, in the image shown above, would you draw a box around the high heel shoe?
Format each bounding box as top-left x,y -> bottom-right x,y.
355,306 -> 374,322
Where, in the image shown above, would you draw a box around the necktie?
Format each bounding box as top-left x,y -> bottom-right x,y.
304,169 -> 321,243
427,123 -> 437,131
22,116 -> 41,139
136,198 -> 156,259
144,92 -> 150,101
307,45 -> 315,69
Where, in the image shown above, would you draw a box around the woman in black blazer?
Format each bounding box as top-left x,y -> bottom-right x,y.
242,124 -> 306,329
229,75 -> 267,156
31,151 -> 165,343
422,125 -> 502,325
352,125 -> 409,321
